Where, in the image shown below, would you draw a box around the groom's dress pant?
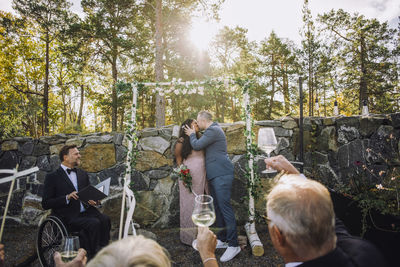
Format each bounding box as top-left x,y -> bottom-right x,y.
209,174 -> 239,247
67,208 -> 111,258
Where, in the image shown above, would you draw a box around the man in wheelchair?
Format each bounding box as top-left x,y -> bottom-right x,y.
42,145 -> 111,259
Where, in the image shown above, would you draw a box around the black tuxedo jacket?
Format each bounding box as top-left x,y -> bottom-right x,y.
299,219 -> 387,267
42,166 -> 94,223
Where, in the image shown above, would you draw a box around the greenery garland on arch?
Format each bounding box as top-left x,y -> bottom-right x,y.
235,77 -> 264,256
118,82 -> 144,240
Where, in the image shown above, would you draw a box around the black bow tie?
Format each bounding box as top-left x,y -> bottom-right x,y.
66,168 -> 77,174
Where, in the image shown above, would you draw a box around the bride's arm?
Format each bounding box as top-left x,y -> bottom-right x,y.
174,141 -> 183,165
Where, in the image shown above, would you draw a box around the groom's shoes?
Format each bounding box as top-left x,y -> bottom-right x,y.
216,239 -> 228,249
220,246 -> 240,262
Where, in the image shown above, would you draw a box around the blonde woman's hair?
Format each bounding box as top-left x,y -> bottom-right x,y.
266,174 -> 336,257
86,235 -> 171,267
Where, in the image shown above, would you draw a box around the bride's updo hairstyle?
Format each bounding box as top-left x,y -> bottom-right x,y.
177,118 -> 199,160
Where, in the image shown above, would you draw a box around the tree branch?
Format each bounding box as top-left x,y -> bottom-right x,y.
12,85 -> 44,97
328,26 -> 352,42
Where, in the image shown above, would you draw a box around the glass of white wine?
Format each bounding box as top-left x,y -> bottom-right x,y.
60,236 -> 80,262
258,128 -> 278,173
192,194 -> 216,227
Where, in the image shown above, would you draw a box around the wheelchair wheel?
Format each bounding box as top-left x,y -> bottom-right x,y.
37,216 -> 68,267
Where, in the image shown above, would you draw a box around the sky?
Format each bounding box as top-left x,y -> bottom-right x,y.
0,0 -> 399,49
189,0 -> 399,49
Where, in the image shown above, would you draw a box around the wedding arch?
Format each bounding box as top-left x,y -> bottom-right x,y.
119,77 -> 264,256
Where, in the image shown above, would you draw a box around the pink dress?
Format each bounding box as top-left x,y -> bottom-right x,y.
179,149 -> 209,245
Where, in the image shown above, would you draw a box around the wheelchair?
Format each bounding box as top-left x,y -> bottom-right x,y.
36,213 -> 88,267
36,213 -> 67,267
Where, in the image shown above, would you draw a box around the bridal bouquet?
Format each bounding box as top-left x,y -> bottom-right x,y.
174,164 -> 193,193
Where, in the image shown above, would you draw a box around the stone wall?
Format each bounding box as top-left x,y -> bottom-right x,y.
1,113 -> 399,229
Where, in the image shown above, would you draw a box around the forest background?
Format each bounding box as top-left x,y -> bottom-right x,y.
0,0 -> 399,138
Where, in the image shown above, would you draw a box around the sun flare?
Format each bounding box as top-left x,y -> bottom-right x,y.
189,18 -> 218,51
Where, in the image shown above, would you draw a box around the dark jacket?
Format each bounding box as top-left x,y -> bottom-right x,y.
300,219 -> 387,267
189,122 -> 234,180
42,166 -> 93,222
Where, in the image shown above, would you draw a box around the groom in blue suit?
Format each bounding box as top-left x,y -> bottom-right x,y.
185,111 -> 240,262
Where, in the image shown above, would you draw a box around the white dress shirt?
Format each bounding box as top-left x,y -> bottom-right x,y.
286,262 -> 303,267
61,164 -> 85,212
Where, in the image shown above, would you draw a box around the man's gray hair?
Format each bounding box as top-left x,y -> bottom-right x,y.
198,110 -> 213,122
266,174 -> 336,257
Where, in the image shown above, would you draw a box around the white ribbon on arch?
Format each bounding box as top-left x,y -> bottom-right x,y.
0,166 -> 39,242
119,85 -> 139,239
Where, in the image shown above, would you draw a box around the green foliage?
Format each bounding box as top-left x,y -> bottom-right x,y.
0,4 -> 399,137
0,11 -> 45,138
335,136 -> 400,235
257,31 -> 299,119
318,9 -> 398,114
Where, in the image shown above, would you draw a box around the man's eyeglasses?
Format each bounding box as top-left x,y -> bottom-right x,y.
261,214 -> 272,225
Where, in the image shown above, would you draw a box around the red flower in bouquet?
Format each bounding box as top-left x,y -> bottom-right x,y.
174,164 -> 193,193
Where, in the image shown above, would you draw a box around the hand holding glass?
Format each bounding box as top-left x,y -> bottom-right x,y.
60,236 -> 80,262
258,128 -> 278,173
192,195 -> 216,227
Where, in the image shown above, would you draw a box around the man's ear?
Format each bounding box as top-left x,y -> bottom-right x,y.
271,225 -> 286,247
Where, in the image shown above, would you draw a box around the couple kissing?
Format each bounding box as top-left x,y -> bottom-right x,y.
174,111 -> 240,262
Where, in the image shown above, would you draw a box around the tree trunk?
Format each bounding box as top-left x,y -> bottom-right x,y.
155,0 -> 165,127
308,44 -> 313,117
44,32 -> 50,134
221,96 -> 225,122
150,95 -> 156,127
94,107 -> 98,132
77,84 -> 84,125
231,96 -> 235,121
323,78 -> 327,117
112,54 -> 118,131
34,113 -> 38,138
62,90 -> 66,125
283,64 -> 290,114
268,55 -> 276,119
359,33 -> 368,112
215,92 -> 220,120
120,108 -> 124,131
141,93 -> 145,128
314,76 -> 319,116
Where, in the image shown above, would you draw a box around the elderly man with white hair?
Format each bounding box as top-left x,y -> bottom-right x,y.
264,155 -> 386,267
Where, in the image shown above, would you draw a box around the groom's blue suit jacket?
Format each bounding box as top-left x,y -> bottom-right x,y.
189,122 -> 234,180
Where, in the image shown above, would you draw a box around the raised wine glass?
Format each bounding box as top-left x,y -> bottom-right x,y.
192,194 -> 216,227
60,236 -> 80,263
258,128 -> 278,173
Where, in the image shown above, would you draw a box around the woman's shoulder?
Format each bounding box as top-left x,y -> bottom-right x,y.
174,138 -> 184,152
